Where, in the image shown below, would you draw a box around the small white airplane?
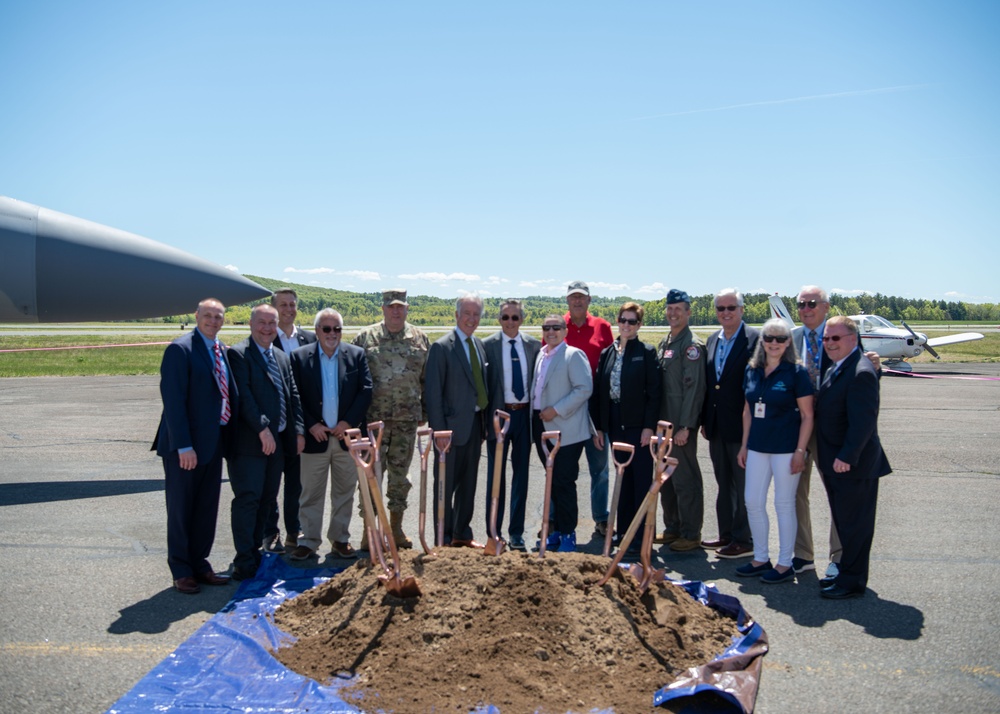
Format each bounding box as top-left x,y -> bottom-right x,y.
768,295 -> 984,372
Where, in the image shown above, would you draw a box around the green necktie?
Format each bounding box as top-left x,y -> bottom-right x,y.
466,337 -> 488,411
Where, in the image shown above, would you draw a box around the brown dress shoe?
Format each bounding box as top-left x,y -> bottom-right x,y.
331,542 -> 357,559
450,539 -> 486,549
174,576 -> 200,595
669,537 -> 704,552
196,570 -> 230,586
701,537 -> 732,550
716,542 -> 754,559
289,545 -> 316,561
654,531 -> 680,544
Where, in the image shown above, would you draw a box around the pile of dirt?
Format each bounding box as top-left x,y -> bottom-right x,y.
273,548 -> 739,713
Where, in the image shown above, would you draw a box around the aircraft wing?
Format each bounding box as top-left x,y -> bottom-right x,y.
925,332 -> 984,348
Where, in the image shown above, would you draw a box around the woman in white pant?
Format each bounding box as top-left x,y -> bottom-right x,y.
735,318 -> 814,583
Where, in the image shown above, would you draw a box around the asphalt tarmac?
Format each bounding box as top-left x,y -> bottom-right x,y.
1,364 -> 998,713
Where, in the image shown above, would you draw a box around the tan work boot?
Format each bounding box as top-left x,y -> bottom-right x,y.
390,511 -> 413,549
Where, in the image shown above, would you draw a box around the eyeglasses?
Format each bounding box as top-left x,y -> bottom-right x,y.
825,334 -> 849,342
541,325 -> 564,332
716,305 -> 739,312
320,325 -> 343,334
797,300 -> 824,309
500,314 -> 521,322
762,335 -> 789,343
618,317 -> 639,325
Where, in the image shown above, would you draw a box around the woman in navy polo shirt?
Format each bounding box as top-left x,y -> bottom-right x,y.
735,318 -> 814,583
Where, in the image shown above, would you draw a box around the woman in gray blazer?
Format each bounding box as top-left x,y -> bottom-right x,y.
531,314 -> 594,552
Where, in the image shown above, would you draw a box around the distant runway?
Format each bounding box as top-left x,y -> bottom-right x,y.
1,364 -> 998,713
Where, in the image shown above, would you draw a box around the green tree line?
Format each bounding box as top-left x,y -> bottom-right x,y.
155,276 -> 1000,327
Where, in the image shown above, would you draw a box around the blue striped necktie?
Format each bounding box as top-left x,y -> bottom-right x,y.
266,348 -> 287,432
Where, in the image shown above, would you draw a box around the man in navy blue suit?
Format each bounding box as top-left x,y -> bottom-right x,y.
815,316 -> 892,599
226,304 -> 305,580
153,298 -> 237,594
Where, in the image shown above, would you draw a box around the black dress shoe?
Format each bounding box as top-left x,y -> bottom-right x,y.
819,576 -> 837,588
821,584 -> 864,600
231,567 -> 257,581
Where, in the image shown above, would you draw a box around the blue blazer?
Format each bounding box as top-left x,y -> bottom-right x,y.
290,342 -> 373,454
153,328 -> 238,461
702,324 -> 760,443
228,338 -> 304,456
816,348 -> 892,481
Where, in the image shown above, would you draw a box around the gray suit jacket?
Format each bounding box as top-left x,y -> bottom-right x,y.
483,331 -> 540,430
424,329 -> 489,446
532,343 -> 593,445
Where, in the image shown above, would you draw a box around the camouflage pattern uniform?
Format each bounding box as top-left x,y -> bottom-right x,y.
352,321 -> 429,513
657,324 -> 707,540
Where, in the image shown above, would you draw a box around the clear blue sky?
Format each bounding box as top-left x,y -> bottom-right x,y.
2,2 -> 998,303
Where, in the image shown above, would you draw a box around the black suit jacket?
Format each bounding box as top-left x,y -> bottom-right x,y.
153,328 -> 238,461
228,338 -> 304,456
272,327 -> 317,352
815,348 -> 892,480
702,324 -> 760,443
591,337 -> 661,433
290,342 -> 373,454
483,331 -> 540,435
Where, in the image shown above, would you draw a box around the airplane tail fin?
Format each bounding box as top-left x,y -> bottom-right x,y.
768,294 -> 795,328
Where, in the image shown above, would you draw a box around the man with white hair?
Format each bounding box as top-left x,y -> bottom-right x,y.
424,295 -> 489,548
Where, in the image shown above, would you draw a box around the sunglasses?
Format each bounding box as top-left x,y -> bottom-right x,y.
320,325 -> 343,334
541,325 -> 564,332
500,314 -> 521,322
797,300 -> 823,309
762,335 -> 789,343
618,317 -> 639,325
716,305 -> 739,312
825,334 -> 849,342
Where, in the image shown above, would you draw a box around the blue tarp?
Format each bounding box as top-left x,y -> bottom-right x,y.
107,554 -> 766,713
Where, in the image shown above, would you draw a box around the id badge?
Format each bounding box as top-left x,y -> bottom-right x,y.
754,402 -> 766,418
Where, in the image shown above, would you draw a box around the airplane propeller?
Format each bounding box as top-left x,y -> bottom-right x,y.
902,320 -> 940,359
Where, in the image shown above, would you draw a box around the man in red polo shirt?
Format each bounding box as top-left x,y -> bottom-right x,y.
563,280 -> 614,534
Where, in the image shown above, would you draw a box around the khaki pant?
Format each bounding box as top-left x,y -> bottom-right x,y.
795,429 -> 843,563
299,440 -> 358,550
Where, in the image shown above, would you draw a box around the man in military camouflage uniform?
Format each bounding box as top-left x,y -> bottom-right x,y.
352,289 -> 430,548
656,289 -> 707,552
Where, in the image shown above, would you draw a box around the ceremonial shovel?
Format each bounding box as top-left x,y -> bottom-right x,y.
415,426 -> 435,556
484,410 -> 511,556
537,431 -> 561,558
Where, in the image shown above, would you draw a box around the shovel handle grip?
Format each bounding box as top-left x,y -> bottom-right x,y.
433,430 -> 453,456
493,409 -> 512,440
541,430 -> 561,467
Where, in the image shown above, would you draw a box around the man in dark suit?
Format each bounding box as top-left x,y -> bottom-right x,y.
264,288 -> 317,553
226,304 -> 305,579
482,298 -> 540,551
815,316 -> 891,599
153,297 -> 237,594
701,288 -> 759,559
289,308 -> 372,561
424,295 -> 489,548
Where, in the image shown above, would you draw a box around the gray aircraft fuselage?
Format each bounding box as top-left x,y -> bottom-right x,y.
0,196 -> 270,322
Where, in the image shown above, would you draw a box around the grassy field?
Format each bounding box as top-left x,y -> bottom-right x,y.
1,327 -> 996,378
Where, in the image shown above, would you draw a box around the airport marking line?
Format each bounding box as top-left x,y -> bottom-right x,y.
0,342 -> 169,353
